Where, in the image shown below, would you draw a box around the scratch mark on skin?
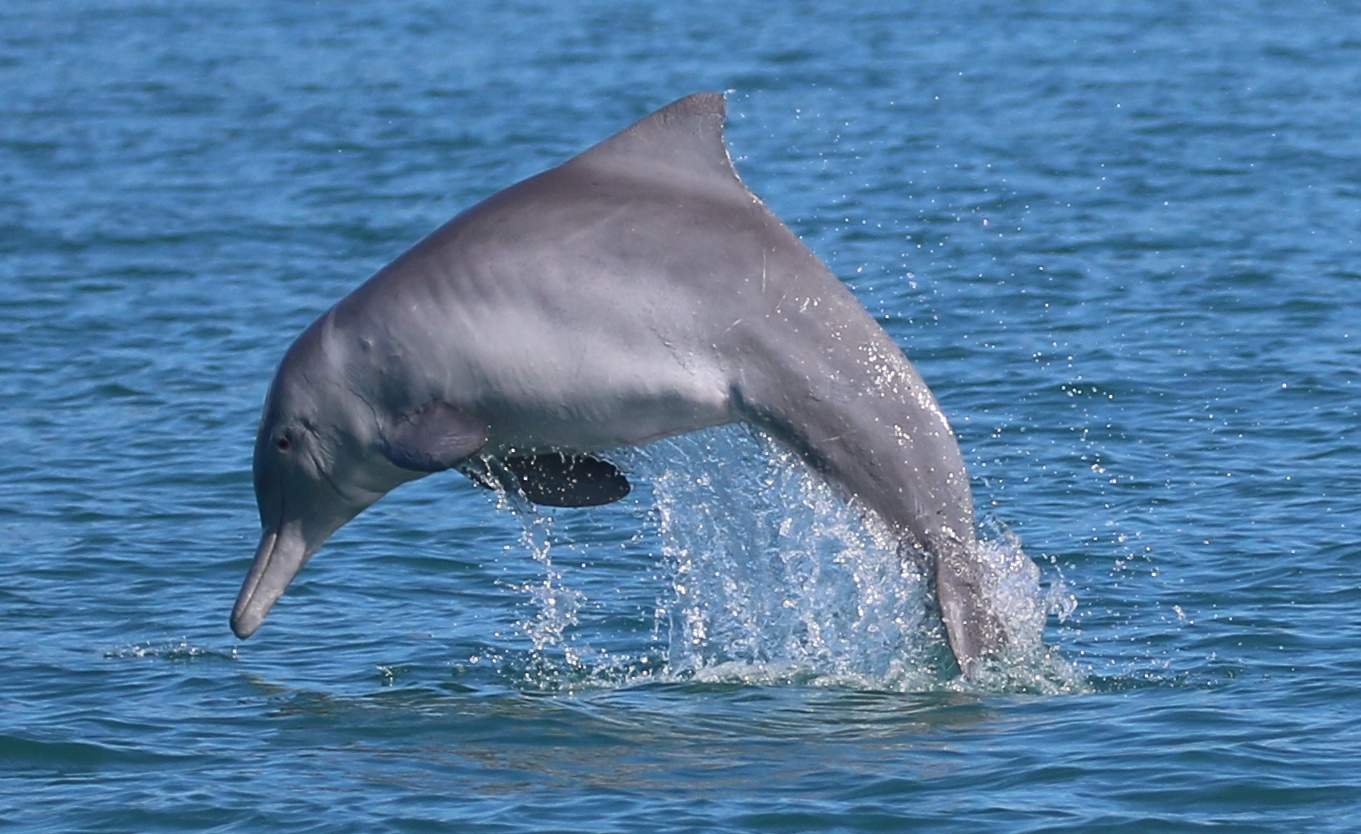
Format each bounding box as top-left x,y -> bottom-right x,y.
326,378 -> 380,425
774,290 -> 790,315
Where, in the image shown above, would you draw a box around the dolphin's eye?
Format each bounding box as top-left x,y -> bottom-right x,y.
276,436 -> 291,451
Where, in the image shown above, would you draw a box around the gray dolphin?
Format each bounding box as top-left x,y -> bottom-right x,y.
231,92 -> 1005,674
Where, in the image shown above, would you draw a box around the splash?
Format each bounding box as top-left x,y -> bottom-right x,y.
105,639 -> 237,662
954,521 -> 1085,693
640,429 -> 1085,693
641,430 -> 943,691
495,426 -> 1084,694
510,508 -> 584,664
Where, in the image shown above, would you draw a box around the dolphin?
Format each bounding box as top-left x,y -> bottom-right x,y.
231,92 -> 1005,674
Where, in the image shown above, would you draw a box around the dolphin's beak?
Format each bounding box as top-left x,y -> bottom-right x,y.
230,526 -> 307,639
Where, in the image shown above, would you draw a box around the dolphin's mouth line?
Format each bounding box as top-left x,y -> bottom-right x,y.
232,528 -> 278,627
232,486 -> 286,638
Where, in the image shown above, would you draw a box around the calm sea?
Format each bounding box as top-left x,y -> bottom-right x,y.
3,1 -> 1359,831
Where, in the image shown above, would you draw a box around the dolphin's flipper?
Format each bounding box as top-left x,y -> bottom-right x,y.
381,402 -> 488,473
465,453 -> 631,507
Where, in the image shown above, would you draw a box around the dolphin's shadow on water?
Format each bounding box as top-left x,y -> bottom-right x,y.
247,675 -> 1012,794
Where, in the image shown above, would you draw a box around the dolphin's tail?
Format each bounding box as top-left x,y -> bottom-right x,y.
935,543 -> 1008,675
731,328 -> 1006,675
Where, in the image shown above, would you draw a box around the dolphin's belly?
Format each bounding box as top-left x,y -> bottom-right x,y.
489,390 -> 733,454
481,374 -> 734,453
457,318 -> 734,454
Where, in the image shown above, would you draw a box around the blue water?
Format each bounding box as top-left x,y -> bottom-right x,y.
4,1 -> 1360,830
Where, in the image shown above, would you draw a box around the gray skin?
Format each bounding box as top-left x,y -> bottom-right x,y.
232,92 -> 1005,674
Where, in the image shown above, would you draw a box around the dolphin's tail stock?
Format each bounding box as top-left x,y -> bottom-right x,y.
731,326 -> 1006,675
933,540 -> 1008,675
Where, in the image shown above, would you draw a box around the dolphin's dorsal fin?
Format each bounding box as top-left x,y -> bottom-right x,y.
565,92 -> 743,191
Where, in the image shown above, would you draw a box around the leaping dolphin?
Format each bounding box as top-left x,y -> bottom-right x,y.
231,92 -> 1005,674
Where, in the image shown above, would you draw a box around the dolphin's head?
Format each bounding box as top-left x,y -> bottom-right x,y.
230,319 -> 404,639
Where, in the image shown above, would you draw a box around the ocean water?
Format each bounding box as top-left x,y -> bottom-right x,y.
3,1 -> 1360,830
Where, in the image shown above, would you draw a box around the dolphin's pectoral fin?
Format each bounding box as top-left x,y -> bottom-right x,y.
507,453 -> 631,507
381,402 -> 488,473
464,452 -> 631,507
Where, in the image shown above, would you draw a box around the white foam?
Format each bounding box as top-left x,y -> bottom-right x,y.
499,425 -> 1085,695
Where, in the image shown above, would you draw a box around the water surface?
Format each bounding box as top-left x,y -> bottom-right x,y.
3,1 -> 1359,831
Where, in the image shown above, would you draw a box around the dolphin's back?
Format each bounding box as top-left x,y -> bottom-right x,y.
336,93 -> 972,539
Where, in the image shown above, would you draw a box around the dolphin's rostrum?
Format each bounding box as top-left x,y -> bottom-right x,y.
232,92 -> 1006,674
